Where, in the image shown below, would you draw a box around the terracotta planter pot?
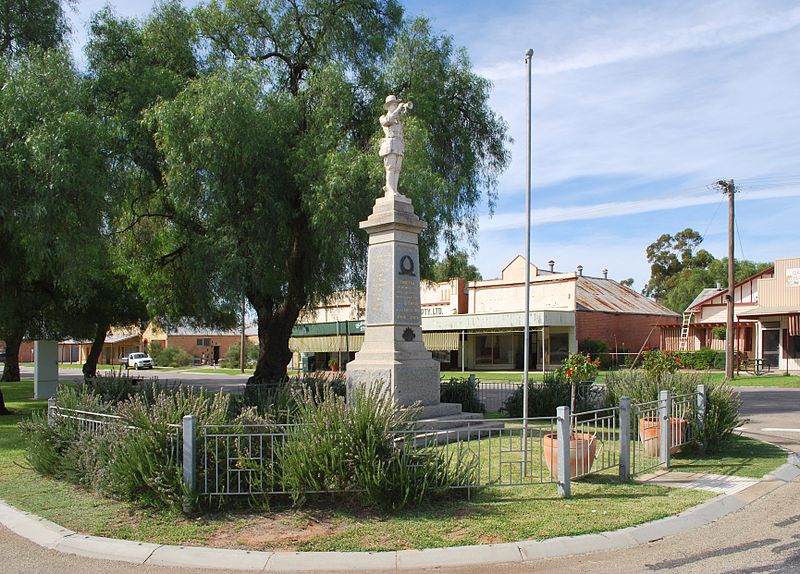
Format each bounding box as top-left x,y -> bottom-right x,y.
542,433 -> 598,478
638,417 -> 686,457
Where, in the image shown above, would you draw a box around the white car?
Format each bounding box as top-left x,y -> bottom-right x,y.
120,352 -> 154,370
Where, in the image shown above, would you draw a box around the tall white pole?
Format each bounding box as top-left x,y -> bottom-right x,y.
522,48 -> 533,476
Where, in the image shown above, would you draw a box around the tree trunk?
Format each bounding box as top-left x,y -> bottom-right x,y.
247,213 -> 309,386
1,331 -> 22,383
83,322 -> 109,381
248,301 -> 302,385
0,388 -> 9,415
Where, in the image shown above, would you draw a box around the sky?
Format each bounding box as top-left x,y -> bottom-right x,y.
65,0 -> 800,289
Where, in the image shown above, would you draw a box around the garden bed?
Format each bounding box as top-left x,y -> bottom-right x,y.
0,381 -> 788,552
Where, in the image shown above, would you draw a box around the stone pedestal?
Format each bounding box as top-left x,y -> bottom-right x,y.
34,340 -> 59,400
346,193 -> 443,408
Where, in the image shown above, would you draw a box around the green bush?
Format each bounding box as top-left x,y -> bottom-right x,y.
220,341 -> 259,369
578,339 -> 612,369
673,349 -> 725,370
241,372 -> 346,422
642,350 -> 680,382
703,382 -> 743,450
84,372 -> 150,403
20,383 -> 231,509
503,372 -> 599,417
279,386 -> 476,509
149,346 -> 194,367
440,376 -> 484,413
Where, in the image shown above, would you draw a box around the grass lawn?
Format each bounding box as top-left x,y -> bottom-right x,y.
0,380 -> 788,552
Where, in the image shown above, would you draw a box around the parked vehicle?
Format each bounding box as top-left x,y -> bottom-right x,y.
119,352 -> 154,370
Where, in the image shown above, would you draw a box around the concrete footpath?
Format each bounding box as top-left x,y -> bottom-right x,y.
1,453 -> 798,573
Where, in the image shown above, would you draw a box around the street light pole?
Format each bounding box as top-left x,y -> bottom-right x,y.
522,48 -> 533,476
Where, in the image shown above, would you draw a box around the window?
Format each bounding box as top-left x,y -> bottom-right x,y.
474,334 -> 514,366
789,335 -> 800,358
549,332 -> 569,366
196,338 -> 211,346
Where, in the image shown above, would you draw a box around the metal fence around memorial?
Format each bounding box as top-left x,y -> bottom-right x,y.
48,404 -> 183,461
475,381 -> 607,414
47,386 -> 708,500
630,391 -> 699,478
199,417 -> 570,497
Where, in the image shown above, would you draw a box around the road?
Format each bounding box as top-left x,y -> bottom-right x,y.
19,365 -> 249,393
1,386 -> 798,574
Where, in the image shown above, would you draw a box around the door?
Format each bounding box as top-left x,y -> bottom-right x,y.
762,328 -> 780,368
213,346 -> 220,365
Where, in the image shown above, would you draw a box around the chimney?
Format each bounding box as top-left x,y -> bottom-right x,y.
602,269 -> 608,279
577,265 -> 583,277
548,260 -> 555,272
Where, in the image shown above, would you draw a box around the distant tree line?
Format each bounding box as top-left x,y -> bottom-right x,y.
643,228 -> 771,313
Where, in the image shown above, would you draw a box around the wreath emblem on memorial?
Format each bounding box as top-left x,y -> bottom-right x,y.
398,255 -> 415,276
402,328 -> 416,341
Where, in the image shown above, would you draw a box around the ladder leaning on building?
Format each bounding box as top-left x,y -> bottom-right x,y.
678,311 -> 694,351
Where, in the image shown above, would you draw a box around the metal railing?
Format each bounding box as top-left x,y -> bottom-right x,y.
45,385 -> 709,504
571,406 -> 620,477
474,380 -> 607,414
631,397 -> 663,477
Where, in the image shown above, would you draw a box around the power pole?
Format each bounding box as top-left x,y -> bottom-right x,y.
716,179 -> 736,379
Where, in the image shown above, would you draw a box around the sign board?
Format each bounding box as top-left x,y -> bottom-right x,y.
421,305 -> 455,317
787,267 -> 800,288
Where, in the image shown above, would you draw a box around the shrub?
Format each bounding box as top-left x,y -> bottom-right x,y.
579,339 -> 612,369
220,341 -> 259,369
604,370 -> 741,451
674,349 -> 725,370
702,381 -> 743,450
503,372 -> 599,417
642,349 -> 680,381
240,372 -> 346,423
279,386 -> 475,509
150,346 -> 193,367
440,376 -> 483,413
84,372 -> 149,404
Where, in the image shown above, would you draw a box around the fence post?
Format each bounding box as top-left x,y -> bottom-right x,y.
556,405 -> 571,498
659,389 -> 671,468
696,384 -> 706,453
182,415 -> 196,513
47,397 -> 56,426
619,396 -> 631,481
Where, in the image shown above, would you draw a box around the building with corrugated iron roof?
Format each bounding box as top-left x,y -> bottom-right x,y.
661,258 -> 800,373
290,255 -> 680,372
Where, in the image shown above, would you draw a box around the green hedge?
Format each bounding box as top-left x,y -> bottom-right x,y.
440,376 -> 484,413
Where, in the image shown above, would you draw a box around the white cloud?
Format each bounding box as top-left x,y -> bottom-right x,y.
481,187 -> 800,231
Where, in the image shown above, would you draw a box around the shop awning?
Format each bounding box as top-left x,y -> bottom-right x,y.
288,332 -> 461,352
422,331 -> 460,351
289,335 -> 364,353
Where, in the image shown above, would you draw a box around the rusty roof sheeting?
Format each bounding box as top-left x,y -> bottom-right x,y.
576,277 -> 679,316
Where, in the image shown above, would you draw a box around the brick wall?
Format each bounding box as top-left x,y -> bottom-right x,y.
576,310 -> 679,352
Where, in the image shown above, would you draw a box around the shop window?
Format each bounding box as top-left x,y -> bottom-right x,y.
549,332 -> 569,366
475,334 -> 514,366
